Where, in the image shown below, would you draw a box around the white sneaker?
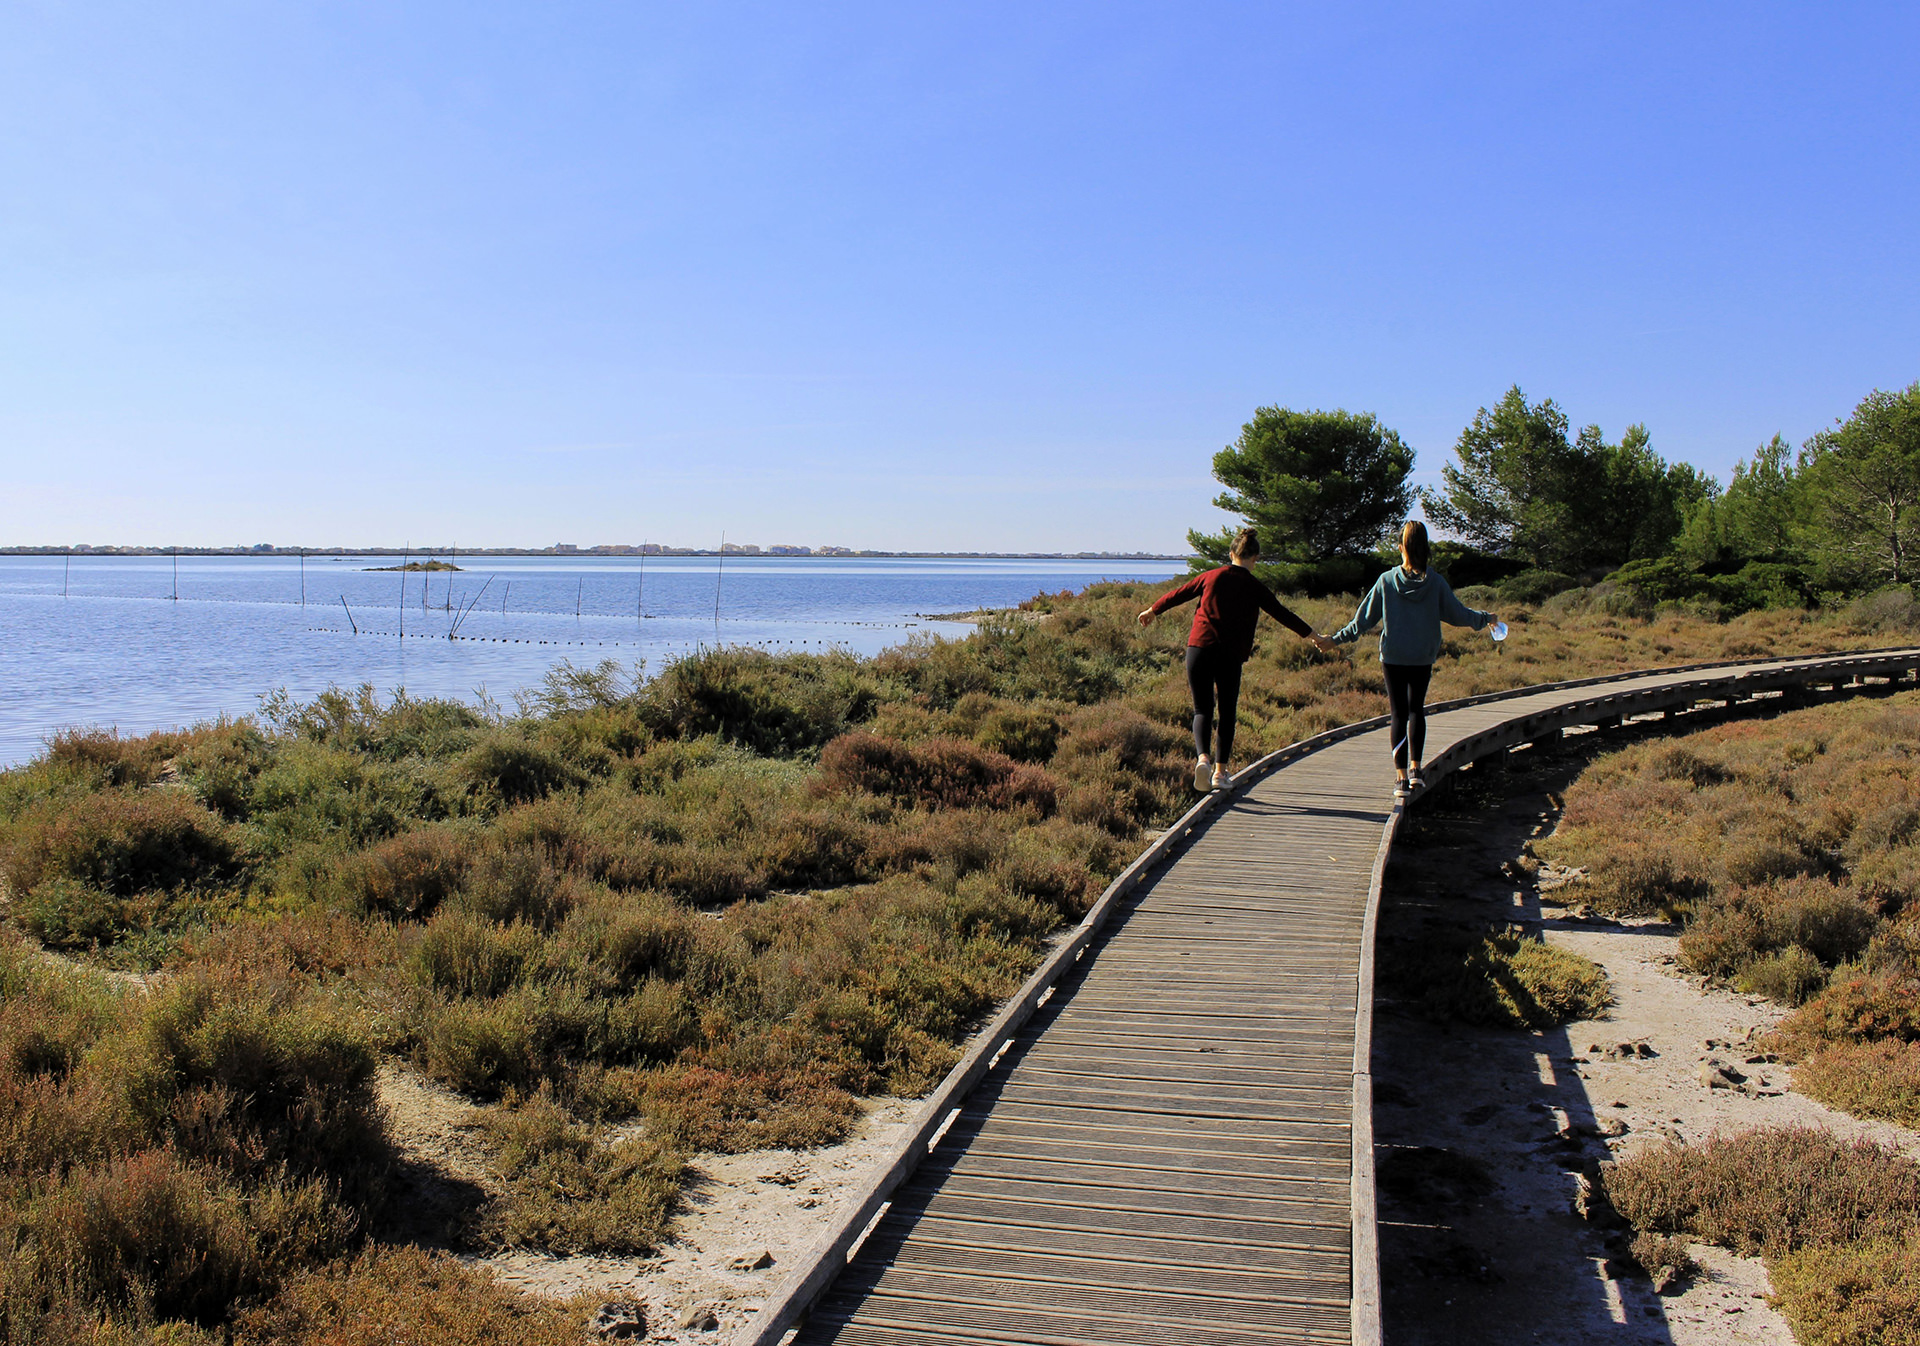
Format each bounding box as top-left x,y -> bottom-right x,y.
1393,780 -> 1408,807
1194,759 -> 1213,792
1211,764 -> 1230,790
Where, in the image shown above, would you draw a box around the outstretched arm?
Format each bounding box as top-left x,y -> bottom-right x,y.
1137,573 -> 1206,627
1437,577 -> 1494,630
1328,581 -> 1385,645
1255,587 -> 1314,639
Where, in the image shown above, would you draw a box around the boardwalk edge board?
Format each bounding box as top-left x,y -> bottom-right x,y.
733,647 -> 1920,1346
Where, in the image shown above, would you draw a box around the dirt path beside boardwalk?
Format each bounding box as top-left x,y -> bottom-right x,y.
376,1062 -> 915,1341
1373,718 -> 1920,1346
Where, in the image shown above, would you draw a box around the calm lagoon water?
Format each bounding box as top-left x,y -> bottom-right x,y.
0,554 -> 1184,767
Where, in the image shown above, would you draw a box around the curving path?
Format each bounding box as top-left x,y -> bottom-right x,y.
740,648 -> 1920,1346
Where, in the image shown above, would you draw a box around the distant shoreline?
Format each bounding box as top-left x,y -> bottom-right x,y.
0,547 -> 1188,561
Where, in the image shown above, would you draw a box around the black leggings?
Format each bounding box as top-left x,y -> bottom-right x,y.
1185,645 -> 1242,763
1383,662 -> 1433,772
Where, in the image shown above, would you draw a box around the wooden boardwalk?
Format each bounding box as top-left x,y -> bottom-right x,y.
748,649 -> 1920,1346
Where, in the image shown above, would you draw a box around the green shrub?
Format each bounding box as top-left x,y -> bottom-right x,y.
1770,1236 -> 1920,1346
477,1089 -> 681,1254
128,970 -> 385,1189
412,913 -> 549,999
416,982 -> 601,1099
4,790 -> 244,901
453,734 -> 583,807
176,720 -> 275,819
565,895 -> 699,986
450,846 -> 578,928
1847,586 -> 1920,634
641,648 -> 885,755
974,705 -> 1061,763
1737,945 -> 1829,1004
15,877 -> 131,950
1393,926 -> 1612,1028
247,741 -> 447,850
1498,570 -> 1579,606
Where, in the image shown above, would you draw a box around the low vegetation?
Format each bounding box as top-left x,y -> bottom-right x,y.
1539,688 -> 1920,1133
0,580 -> 1898,1339
1606,1127 -> 1920,1345
1545,688 -> 1920,1339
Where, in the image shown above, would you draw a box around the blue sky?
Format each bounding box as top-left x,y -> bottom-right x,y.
2,2 -> 1915,552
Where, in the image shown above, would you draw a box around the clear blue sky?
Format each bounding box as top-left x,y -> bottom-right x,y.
2,2 -> 1915,553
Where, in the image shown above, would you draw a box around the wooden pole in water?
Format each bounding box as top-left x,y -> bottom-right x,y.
714,533 -> 725,625
399,543 -> 408,640
340,596 -> 358,634
576,577 -> 583,619
63,548 -> 69,598
503,580 -> 509,616
299,549 -> 305,607
171,547 -> 178,601
638,543 -> 645,623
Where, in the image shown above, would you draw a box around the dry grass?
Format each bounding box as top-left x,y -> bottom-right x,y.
1770,1237 -> 1920,1346
1607,1126 -> 1920,1344
1794,1040 -> 1920,1127
233,1247 -> 591,1346
1605,1126 -> 1920,1256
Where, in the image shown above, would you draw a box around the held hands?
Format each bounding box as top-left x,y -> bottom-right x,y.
1309,633 -> 1338,653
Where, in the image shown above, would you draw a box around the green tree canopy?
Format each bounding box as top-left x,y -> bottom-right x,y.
1802,382 -> 1920,587
1674,434 -> 1808,568
1188,406 -> 1414,566
1422,385 -> 1707,573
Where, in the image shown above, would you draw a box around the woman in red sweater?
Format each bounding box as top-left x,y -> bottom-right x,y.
1138,529 -> 1330,791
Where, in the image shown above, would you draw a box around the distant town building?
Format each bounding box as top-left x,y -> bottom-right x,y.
767,544 -> 812,555
815,545 -> 854,555
552,544 -> 579,553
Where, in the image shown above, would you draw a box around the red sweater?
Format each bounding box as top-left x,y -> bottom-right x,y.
1150,565 -> 1312,662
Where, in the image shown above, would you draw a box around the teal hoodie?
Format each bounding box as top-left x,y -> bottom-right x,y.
1331,567 -> 1491,665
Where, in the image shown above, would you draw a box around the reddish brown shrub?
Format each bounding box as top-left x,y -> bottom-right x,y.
234,1246 -> 589,1346
643,1061 -> 858,1152
329,825 -> 470,918
818,733 -> 1056,814
1795,1039 -> 1920,1128
1776,971 -> 1920,1053
1605,1126 -> 1920,1256
1679,878 -> 1877,980
22,1150 -> 356,1326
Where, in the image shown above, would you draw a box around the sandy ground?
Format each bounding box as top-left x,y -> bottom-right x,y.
1374,716 -> 1920,1346
376,1062 -> 917,1340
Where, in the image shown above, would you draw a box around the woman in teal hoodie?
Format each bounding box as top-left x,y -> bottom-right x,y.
1326,521 -> 1498,804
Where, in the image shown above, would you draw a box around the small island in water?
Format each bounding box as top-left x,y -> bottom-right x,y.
364,559 -> 463,572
